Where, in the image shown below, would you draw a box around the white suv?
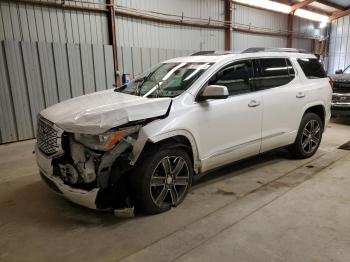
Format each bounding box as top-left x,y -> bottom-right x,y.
35,49 -> 332,214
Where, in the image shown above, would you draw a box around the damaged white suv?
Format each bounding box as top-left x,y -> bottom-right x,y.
35,49 -> 332,214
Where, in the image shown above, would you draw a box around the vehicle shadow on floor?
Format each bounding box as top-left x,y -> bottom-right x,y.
330,116 -> 350,125
193,148 -> 293,188
0,148 -> 312,227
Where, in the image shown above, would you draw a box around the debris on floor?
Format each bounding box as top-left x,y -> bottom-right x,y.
113,207 -> 134,218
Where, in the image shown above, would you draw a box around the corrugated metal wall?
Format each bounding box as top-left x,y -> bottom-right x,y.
116,46 -> 196,78
115,0 -> 225,51
328,16 -> 350,74
0,0 -> 109,44
0,40 -> 114,143
232,4 -> 320,52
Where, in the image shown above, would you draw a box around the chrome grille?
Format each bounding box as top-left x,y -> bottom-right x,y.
333,81 -> 350,94
37,116 -> 60,155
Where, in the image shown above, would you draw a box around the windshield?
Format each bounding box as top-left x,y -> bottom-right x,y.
344,65 -> 350,74
117,62 -> 212,98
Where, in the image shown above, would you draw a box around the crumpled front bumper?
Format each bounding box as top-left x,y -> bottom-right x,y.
35,144 -> 99,209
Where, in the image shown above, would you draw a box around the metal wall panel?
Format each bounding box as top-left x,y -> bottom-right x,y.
0,40 -> 114,144
328,16 -> 350,74
233,4 -> 288,33
0,1 -> 109,44
232,32 -> 287,52
104,45 -> 115,89
0,42 -> 17,143
115,0 -> 225,51
21,42 -> 46,134
3,41 -> 34,140
232,4 -> 320,52
115,16 -> 225,51
81,44 -> 96,94
67,44 -> 84,97
292,38 -> 312,52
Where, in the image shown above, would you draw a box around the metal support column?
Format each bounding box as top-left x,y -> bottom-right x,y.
224,0 -> 232,51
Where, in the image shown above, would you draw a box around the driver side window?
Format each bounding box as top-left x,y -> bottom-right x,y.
210,60 -> 253,96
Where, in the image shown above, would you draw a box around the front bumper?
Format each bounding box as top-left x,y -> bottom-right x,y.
35,145 -> 99,209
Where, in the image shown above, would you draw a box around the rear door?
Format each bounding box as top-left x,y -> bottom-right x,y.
253,57 -> 305,152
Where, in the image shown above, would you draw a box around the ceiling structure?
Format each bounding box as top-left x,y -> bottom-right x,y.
273,0 -> 349,20
282,0 -> 350,16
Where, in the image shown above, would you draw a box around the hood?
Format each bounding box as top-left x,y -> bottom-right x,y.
40,89 -> 172,134
329,74 -> 350,81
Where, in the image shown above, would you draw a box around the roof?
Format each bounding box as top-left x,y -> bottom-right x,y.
164,51 -> 316,64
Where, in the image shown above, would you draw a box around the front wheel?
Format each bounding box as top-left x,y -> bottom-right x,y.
132,147 -> 193,214
288,112 -> 323,159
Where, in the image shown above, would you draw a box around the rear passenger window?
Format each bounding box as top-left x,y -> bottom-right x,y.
254,58 -> 293,90
210,60 -> 253,96
297,58 -> 327,79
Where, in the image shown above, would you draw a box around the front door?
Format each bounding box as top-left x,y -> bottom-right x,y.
193,60 -> 263,172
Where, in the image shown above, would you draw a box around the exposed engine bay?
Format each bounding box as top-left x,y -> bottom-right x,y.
52,125 -> 141,210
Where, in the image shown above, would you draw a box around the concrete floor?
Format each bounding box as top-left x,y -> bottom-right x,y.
0,118 -> 350,262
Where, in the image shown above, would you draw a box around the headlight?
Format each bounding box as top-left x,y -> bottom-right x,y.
74,126 -> 140,151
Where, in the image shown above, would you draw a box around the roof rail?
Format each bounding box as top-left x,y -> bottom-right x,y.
190,50 -> 235,56
241,47 -> 307,54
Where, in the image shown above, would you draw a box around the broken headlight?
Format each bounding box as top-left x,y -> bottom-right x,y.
74,126 -> 140,151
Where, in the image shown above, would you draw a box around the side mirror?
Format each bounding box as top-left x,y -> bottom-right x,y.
198,85 -> 229,101
335,69 -> 343,74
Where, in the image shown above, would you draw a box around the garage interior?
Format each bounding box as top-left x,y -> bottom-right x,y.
1,0 -> 350,261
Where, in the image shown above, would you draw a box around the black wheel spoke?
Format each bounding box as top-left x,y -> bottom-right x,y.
151,176 -> 166,187
174,176 -> 189,186
172,158 -> 185,177
155,187 -> 168,206
161,157 -> 171,176
169,186 -> 179,205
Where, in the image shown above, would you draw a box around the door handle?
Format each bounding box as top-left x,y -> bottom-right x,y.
296,92 -> 305,98
248,100 -> 260,107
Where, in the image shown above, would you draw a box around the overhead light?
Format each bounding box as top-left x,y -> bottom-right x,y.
320,21 -> 328,28
234,0 -> 329,23
233,0 -> 291,14
295,9 -> 329,23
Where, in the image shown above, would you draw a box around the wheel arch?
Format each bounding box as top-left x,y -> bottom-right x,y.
132,130 -> 200,174
302,103 -> 326,128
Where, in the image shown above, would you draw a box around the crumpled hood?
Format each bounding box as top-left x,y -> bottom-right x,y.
40,89 -> 172,134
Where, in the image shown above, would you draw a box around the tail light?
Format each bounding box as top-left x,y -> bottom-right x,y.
328,77 -> 333,90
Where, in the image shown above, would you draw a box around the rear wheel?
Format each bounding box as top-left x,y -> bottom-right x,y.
288,112 -> 323,159
132,147 -> 192,214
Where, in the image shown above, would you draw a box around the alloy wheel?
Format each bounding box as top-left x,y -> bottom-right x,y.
301,119 -> 321,154
149,156 -> 190,208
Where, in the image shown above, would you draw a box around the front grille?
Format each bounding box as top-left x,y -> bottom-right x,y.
37,116 -> 60,155
333,81 -> 350,94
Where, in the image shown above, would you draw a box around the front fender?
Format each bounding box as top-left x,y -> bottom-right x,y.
129,128 -> 200,173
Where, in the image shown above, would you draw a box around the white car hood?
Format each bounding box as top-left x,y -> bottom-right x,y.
40,89 -> 172,134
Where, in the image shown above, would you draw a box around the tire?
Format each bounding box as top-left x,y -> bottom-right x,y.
288,112 -> 323,159
131,147 -> 193,214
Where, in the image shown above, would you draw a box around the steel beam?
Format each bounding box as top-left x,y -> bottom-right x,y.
287,13 -> 294,48
107,0 -> 119,85
290,0 -> 316,13
330,9 -> 350,21
224,0 -> 233,50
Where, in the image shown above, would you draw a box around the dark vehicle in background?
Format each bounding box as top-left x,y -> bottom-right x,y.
330,65 -> 350,117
